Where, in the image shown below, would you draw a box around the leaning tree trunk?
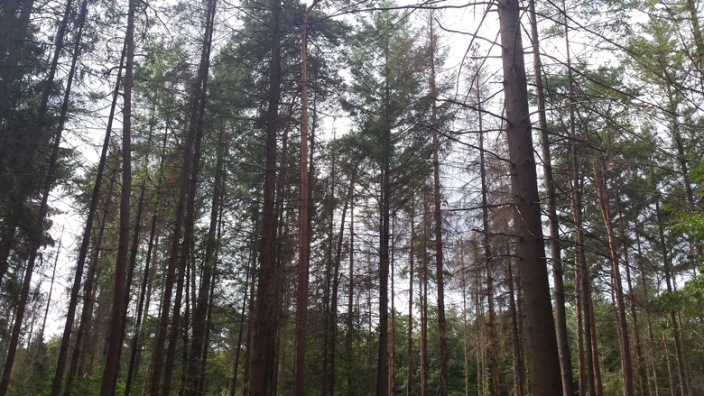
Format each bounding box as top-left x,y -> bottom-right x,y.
497,0 -> 562,394
0,0 -> 74,281
0,0 -> 88,389
52,37 -> 125,396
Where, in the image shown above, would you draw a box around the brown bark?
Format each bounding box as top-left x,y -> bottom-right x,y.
497,0 -> 562,394
592,159 -> 634,396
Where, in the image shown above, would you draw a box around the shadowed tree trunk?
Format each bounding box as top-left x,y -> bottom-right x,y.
497,0 -> 562,394
248,0 -> 283,393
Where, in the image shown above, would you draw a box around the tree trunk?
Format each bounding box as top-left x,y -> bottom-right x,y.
124,122 -> 169,396
248,0 -> 283,393
0,0 -> 88,389
497,1 -> 562,394
656,201 -> 690,396
293,2 -> 318,392
427,13 -> 448,395
592,158 -> 634,396
0,0 -> 74,281
407,205 -> 415,396
99,0 -> 135,389
477,65 -> 500,396
528,2 -> 573,393
186,117 -> 227,395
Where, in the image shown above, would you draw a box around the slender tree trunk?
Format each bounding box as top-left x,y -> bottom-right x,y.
0,0 -> 74,282
53,39 -> 125,396
592,158 -> 634,396
390,217 -> 396,396
64,161 -> 118,395
528,2 -> 573,393
476,68 -> 500,396
249,0 -> 283,393
124,122 -> 169,396
0,0 -> 88,389
330,167 -> 357,396
420,195 -> 429,396
407,206 -> 415,396
615,191 -> 650,396
346,196 -> 355,396
656,201 -> 689,396
99,0 -> 135,389
427,13 -> 448,395
507,258 -> 525,396
186,117 -> 227,395
460,242 -> 469,396
293,2 -> 319,392
377,30 -> 393,396
497,1 -> 562,394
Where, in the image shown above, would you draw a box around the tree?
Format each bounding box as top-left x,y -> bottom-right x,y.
497,0 -> 562,394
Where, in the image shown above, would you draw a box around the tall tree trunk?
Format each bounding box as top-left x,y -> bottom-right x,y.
0,0 -> 88,389
497,1 -> 562,394
64,161 -> 118,396
377,28 -> 393,396
52,39 -> 126,396
249,0 -> 283,393
293,2 -> 319,393
0,0 -> 74,281
420,195 -> 429,396
99,0 -> 135,389
656,201 -> 690,396
477,64 -> 500,396
346,196 -> 355,396
125,122 -> 169,396
186,117 -> 227,395
427,13 -> 448,396
528,2 -> 573,393
592,158 -> 634,396
407,206 -> 415,396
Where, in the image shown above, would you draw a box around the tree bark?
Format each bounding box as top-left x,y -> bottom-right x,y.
592,158 -> 634,396
248,0 -> 283,393
497,1 -> 562,394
